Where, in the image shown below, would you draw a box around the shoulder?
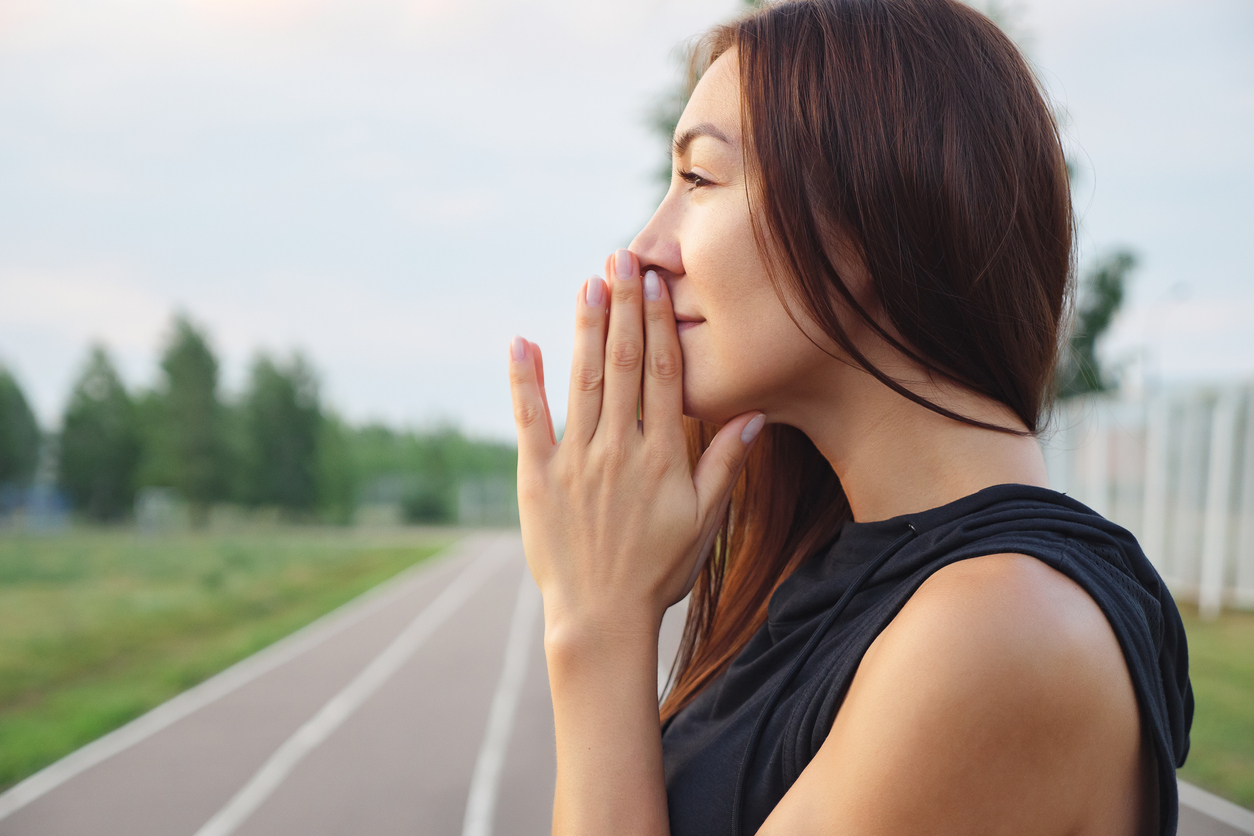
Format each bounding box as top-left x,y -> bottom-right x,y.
762,553 -> 1148,836
867,553 -> 1140,765
884,553 -> 1121,690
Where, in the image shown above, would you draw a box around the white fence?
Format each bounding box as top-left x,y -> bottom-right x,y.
1043,383 -> 1254,619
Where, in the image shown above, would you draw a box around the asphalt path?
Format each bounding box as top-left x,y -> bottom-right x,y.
0,533 -> 629,836
0,532 -> 1248,836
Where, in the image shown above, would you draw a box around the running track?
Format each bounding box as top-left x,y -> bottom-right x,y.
0,533 -> 1249,836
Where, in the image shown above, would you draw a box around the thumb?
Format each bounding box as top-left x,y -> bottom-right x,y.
691,412 -> 766,519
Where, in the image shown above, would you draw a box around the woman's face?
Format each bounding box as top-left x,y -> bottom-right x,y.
630,50 -> 836,426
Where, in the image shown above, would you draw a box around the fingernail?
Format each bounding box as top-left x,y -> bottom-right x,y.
510,335 -> 527,362
586,277 -> 605,307
615,248 -> 635,280
740,414 -> 765,445
643,270 -> 661,301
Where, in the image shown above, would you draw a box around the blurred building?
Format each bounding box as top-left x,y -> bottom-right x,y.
1045,381 -> 1254,618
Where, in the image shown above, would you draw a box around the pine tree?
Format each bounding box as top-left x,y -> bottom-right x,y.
159,315 -> 227,524
0,364 -> 40,490
58,347 -> 141,521
242,354 -> 322,514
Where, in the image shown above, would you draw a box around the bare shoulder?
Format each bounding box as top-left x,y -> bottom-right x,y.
761,554 -> 1151,836
893,553 -> 1124,690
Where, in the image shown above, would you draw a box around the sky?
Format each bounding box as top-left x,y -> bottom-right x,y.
0,0 -> 1250,441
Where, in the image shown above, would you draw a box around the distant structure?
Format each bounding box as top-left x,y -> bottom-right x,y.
1045,381 -> 1254,618
1,440 -> 69,532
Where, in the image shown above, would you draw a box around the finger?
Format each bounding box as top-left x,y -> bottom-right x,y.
601,248 -> 645,439
528,340 -> 557,445
509,335 -> 556,461
641,269 -> 684,448
692,412 -> 765,518
564,277 -> 608,445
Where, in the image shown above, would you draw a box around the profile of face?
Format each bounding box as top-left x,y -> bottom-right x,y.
630,50 -> 845,428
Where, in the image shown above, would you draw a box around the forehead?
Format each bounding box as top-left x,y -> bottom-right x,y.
676,49 -> 741,143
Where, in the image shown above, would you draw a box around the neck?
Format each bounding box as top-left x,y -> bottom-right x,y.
788,364 -> 1050,523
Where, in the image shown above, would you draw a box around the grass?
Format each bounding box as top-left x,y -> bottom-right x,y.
0,525 -> 454,793
1177,603 -> 1254,810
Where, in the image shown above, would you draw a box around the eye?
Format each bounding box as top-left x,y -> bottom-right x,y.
677,168 -> 712,190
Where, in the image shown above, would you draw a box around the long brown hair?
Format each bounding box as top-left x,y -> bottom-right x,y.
660,0 -> 1074,721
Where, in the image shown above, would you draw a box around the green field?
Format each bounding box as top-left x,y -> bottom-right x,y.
0,526 -> 454,793
1178,604 -> 1254,810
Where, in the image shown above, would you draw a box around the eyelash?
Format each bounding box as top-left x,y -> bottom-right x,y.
677,168 -> 711,190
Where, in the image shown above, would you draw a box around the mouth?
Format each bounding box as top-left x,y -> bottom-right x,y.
675,314 -> 705,334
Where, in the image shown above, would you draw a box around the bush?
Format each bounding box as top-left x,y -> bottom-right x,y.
401,481 -> 455,524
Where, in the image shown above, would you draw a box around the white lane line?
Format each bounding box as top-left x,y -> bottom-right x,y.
462,571 -> 542,836
0,533 -> 492,824
193,537 -> 514,836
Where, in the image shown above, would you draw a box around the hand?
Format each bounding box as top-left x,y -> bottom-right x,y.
507,248 -> 765,641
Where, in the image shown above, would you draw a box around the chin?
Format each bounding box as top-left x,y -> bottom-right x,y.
680,373 -> 752,427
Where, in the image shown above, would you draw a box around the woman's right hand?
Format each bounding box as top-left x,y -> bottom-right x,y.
507,248 -> 764,643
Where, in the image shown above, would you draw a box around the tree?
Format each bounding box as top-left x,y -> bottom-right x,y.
241,353 -> 321,514
157,315 -> 227,524
648,0 -> 762,192
1057,250 -> 1136,398
317,412 -> 357,524
58,346 -> 142,521
0,364 -> 40,490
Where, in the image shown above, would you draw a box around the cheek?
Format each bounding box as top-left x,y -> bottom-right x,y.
678,226 -> 822,421
681,311 -> 821,422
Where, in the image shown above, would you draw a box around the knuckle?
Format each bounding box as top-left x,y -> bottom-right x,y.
613,278 -> 640,302
576,304 -> 604,328
517,472 -> 546,503
598,443 -> 631,473
552,464 -> 576,491
608,340 -> 643,372
644,445 -> 676,476
513,398 -> 545,430
645,302 -> 672,323
508,364 -> 532,386
648,348 -> 682,382
572,363 -> 603,393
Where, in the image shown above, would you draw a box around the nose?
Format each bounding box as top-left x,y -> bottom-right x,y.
629,190 -> 683,279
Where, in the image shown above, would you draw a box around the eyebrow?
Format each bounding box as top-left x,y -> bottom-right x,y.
671,123 -> 733,158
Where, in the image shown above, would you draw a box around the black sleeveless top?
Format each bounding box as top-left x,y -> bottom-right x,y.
661,484 -> 1193,836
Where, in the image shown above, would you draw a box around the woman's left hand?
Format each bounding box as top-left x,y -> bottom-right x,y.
507,248 -> 764,641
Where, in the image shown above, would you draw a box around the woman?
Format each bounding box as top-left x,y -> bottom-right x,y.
507,1 -> 1192,834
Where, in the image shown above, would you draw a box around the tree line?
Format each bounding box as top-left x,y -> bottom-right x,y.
0,315 -> 516,525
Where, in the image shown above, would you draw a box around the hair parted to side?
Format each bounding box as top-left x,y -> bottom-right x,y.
660,0 -> 1074,721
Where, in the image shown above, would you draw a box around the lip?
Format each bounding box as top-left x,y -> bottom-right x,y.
676,320 -> 704,334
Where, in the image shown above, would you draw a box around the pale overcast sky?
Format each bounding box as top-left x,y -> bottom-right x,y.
0,0 -> 1250,440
